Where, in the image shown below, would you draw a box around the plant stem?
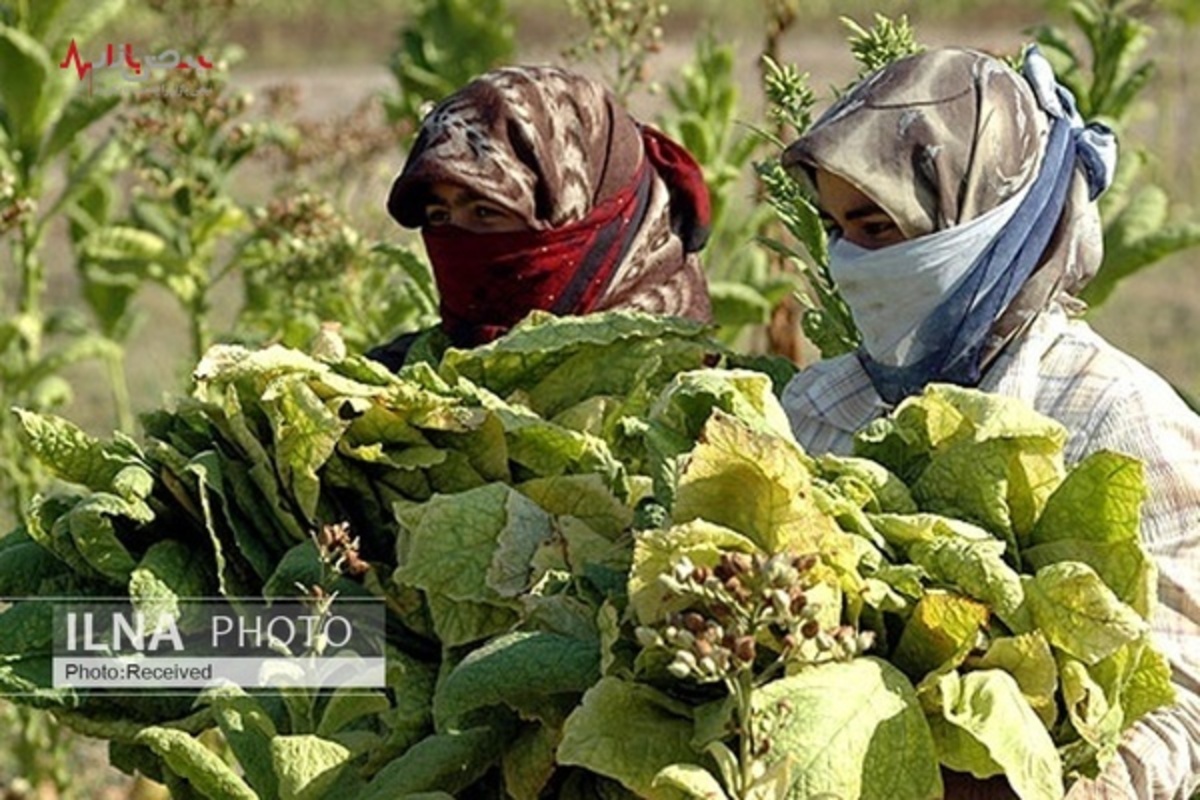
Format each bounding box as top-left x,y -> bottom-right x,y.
189,292 -> 211,362
104,348 -> 135,434
735,668 -> 757,800
18,217 -> 45,358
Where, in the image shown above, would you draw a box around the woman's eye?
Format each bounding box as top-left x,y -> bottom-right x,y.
474,205 -> 501,219
863,221 -> 897,237
817,214 -> 840,238
426,208 -> 450,225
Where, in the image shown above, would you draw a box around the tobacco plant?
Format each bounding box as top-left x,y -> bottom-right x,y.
1030,0 -> 1200,307
383,0 -> 515,130
0,0 -> 128,526
236,191 -> 438,352
562,0 -> 668,102
658,32 -> 786,348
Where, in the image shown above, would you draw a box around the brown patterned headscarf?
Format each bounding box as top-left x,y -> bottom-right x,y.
387,65 -> 712,346
783,47 -> 1107,373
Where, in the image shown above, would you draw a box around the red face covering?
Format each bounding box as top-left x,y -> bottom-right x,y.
422,161 -> 654,347
420,125 -> 710,347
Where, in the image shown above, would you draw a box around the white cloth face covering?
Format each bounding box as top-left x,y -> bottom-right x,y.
826,181 -> 1032,367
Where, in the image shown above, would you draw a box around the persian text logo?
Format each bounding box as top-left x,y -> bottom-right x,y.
58,38 -> 217,94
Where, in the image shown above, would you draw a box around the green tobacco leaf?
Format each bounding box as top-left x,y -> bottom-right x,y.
359,727 -> 503,799
41,90 -> 120,160
424,594 -> 517,649
1024,450 -> 1153,617
0,529 -> 68,595
184,455 -> 258,598
64,494 -> 141,582
1059,636 -> 1177,766
263,542 -> 323,599
535,516 -> 629,579
1059,657 -> 1123,758
816,454 -> 917,513
0,26 -> 52,148
489,488 -> 558,598
1023,538 -> 1154,622
1030,451 -> 1144,546
707,280 -> 771,326
1095,638 -> 1176,728
652,763 -> 730,800
370,644 -> 437,766
558,677 -> 699,798
261,375 -> 350,522
917,385 -> 1066,543
188,388 -> 305,548
913,434 -> 1063,548
78,224 -> 168,267
503,722 -> 560,800
974,632 -> 1059,728
271,735 -> 352,800
755,658 -> 941,800
517,474 -> 632,538
893,590 -> 990,677
205,688 -> 279,799
433,631 -> 599,730
902,520 -> 1028,631
318,689 -> 391,738
129,539 -> 212,629
14,409 -> 150,497
929,669 -> 1062,799
25,493 -> 95,579
628,520 -> 760,624
855,384 -> 1067,499
200,453 -> 288,583
673,410 -> 838,554
395,484 -> 551,635
439,311 -> 713,419
134,727 -> 258,800
1023,562 -> 1148,664
0,601 -> 54,662
648,368 -> 795,443
490,405 -> 623,484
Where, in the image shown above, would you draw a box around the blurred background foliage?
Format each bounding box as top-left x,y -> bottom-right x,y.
1,0 -> 1198,793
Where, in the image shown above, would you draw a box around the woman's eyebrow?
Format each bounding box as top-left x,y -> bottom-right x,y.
843,202 -> 890,221
815,201 -> 889,223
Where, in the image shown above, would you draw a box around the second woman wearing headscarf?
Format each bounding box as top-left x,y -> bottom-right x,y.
780,46 -> 1200,799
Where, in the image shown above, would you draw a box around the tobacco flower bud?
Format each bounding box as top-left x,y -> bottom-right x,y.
793,553 -> 819,573
769,589 -> 792,617
668,649 -> 698,679
789,591 -> 808,615
673,556 -> 696,583
635,626 -> 660,648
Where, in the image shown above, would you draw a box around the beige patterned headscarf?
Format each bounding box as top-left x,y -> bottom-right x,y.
387,65 -> 712,331
783,47 -> 1105,366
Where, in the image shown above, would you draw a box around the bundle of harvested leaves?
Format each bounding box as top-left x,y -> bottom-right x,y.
0,312 -> 1170,799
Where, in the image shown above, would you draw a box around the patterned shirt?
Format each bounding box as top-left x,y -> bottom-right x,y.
781,306 -> 1200,798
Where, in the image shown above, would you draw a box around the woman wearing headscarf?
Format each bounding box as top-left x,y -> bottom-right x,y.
367,65 -> 712,369
780,47 -> 1199,798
